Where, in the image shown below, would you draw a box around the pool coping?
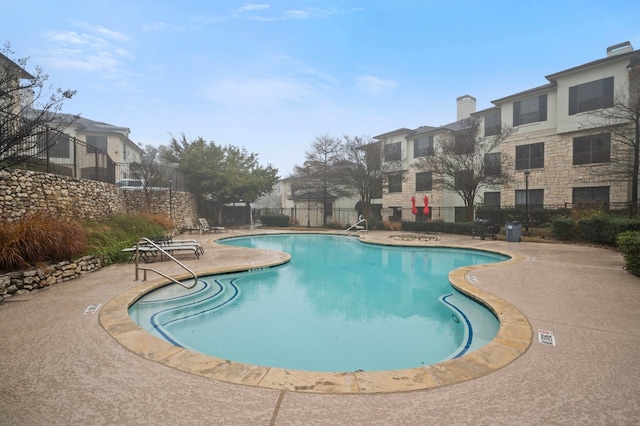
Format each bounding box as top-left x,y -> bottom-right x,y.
99,232 -> 533,394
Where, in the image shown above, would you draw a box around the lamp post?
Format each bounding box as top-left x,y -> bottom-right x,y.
169,177 -> 173,219
524,169 -> 530,236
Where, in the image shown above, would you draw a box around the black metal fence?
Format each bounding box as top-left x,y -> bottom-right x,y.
114,163 -> 189,192
5,127 -> 116,183
256,201 -> 639,229
254,206 -> 463,227
4,127 -> 190,190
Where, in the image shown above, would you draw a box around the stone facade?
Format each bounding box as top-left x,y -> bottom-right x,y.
0,168 -> 125,222
0,255 -> 102,302
121,189 -> 198,228
377,43 -> 639,218
0,168 -> 200,302
0,168 -> 198,227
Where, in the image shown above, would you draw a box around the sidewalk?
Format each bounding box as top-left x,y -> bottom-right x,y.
1,230 -> 639,425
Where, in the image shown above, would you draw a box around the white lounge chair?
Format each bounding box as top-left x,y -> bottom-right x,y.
199,217 -> 226,234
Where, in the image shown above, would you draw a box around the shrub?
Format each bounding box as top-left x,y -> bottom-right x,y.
260,215 -> 290,227
140,212 -> 175,230
616,231 -> 640,276
84,214 -> 167,264
325,221 -> 344,229
0,213 -> 88,271
381,221 -> 402,231
550,217 -> 575,240
401,220 -> 473,235
577,215 -> 640,245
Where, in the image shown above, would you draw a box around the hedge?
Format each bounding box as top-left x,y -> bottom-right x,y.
402,220 -> 474,235
616,231 -> 640,276
576,215 -> 640,245
260,214 -> 290,227
476,206 -> 569,226
550,217 -> 575,240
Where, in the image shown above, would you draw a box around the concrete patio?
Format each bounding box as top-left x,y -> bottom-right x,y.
1,229 -> 638,425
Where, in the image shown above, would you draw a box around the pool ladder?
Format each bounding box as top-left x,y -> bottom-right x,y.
133,238 -> 199,289
343,217 -> 368,236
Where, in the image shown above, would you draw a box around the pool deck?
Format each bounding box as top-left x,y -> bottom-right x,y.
1,229 -> 639,424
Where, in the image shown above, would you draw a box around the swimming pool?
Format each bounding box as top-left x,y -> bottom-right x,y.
129,234 -> 508,372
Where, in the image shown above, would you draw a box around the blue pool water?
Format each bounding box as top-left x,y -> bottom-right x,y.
129,234 -> 508,372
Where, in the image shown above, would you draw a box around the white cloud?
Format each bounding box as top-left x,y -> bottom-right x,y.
202,76 -> 318,109
94,26 -> 130,43
355,75 -> 397,95
238,3 -> 271,12
39,25 -> 135,95
284,9 -> 310,19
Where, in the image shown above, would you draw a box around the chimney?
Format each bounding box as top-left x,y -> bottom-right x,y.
607,41 -> 633,57
456,95 -> 476,120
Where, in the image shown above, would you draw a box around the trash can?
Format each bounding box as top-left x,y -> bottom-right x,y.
505,221 -> 522,242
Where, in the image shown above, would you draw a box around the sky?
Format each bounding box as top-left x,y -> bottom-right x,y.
3,1 -> 640,177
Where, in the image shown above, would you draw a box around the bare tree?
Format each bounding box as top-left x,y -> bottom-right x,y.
293,135 -> 353,226
0,42 -> 77,171
585,58 -> 640,215
413,118 -> 515,221
337,135 -> 382,221
129,145 -> 171,212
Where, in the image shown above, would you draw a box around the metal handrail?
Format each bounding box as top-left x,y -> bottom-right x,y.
134,238 -> 198,289
343,217 -> 368,236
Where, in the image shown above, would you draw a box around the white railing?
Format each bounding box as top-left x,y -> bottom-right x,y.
133,238 -> 198,289
343,217 -> 368,236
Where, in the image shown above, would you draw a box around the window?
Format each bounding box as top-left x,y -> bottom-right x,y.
454,130 -> 474,154
86,135 -> 108,154
413,136 -> 434,158
513,94 -> 547,126
573,133 -> 610,165
384,142 -> 401,161
39,131 -> 70,158
484,152 -> 501,176
515,189 -> 544,208
569,77 -> 614,115
454,170 -> 474,191
572,186 -> 610,204
484,192 -> 501,207
324,201 -> 333,218
388,174 -> 402,193
484,111 -> 501,136
515,142 -> 544,170
415,172 -> 432,191
390,207 -> 402,222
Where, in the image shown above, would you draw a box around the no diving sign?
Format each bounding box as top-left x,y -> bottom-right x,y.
538,329 -> 556,346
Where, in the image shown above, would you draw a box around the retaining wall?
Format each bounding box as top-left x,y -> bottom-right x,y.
0,168 -> 199,301
0,255 -> 102,302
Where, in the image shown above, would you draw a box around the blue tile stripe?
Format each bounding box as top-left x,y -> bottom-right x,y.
441,293 -> 473,358
149,279 -> 239,347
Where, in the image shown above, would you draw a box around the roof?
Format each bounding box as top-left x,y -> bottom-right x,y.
373,127 -> 413,139
0,51 -> 34,80
491,83 -> 555,104
493,43 -> 639,105
406,125 -> 438,138
545,47 -> 640,82
73,116 -> 132,135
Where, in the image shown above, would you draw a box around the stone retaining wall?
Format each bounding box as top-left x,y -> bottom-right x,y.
0,255 -> 102,302
0,168 -> 199,302
0,168 -> 198,227
122,189 -> 198,228
0,168 -> 125,222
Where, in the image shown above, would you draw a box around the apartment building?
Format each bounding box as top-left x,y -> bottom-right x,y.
377,42 -> 640,221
